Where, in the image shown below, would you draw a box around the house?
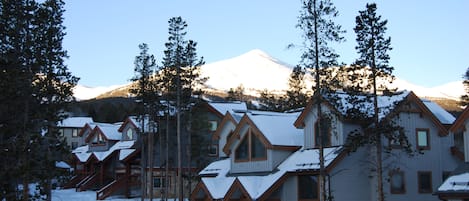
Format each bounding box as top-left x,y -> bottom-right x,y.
140,101 -> 248,199
192,91 -> 460,201
57,117 -> 94,150
66,121 -> 141,200
436,107 -> 469,200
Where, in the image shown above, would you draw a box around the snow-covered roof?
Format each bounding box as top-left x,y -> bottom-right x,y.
199,147 -> 342,199
247,112 -> 303,147
119,149 -> 136,161
209,101 -> 248,116
55,161 -> 71,169
58,117 -> 93,128
422,99 -> 455,124
124,116 -> 157,133
96,123 -> 122,141
438,173 -> 469,192
73,141 -> 136,162
93,140 -> 135,161
327,91 -> 409,120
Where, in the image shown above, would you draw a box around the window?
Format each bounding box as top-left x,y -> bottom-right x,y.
314,118 -> 331,148
71,142 -> 78,149
208,144 -> 218,156
251,134 -> 266,159
418,171 -> 432,193
72,129 -> 79,137
390,169 -> 405,194
416,129 -> 430,150
92,134 -> 105,145
58,129 -> 64,137
126,129 -> 133,140
234,129 -> 267,162
235,135 -> 249,161
298,175 -> 319,201
153,177 -> 168,189
208,120 -> 218,132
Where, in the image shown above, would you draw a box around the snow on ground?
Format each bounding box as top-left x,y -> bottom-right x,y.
52,189 -> 186,201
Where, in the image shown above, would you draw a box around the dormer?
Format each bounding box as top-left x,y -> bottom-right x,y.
214,111 -> 243,158
224,112 -> 302,174
118,117 -> 140,141
85,123 -> 122,151
294,96 -> 346,149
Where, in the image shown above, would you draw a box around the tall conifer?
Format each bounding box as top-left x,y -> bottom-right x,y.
297,0 -> 344,200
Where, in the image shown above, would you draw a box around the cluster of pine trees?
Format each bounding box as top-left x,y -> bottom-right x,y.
0,0 -> 78,200
129,17 -> 206,200
291,1 -> 412,201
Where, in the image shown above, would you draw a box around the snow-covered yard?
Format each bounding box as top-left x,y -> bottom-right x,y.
51,189 -> 185,201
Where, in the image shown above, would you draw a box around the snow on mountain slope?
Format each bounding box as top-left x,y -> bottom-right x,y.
391,79 -> 464,100
72,49 -> 464,101
73,84 -> 126,100
200,49 -> 296,95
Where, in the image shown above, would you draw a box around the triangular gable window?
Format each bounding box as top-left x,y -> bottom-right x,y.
91,133 -> 105,145
235,128 -> 267,162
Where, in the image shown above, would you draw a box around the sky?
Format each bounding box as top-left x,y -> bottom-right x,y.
62,0 -> 469,88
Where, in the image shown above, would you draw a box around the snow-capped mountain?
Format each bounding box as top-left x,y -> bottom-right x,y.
73,84 -> 127,100
72,49 -> 464,101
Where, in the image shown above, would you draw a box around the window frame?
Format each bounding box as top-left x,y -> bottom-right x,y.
416,128 -> 430,150
208,120 -> 218,132
208,144 -> 218,157
234,128 -> 267,163
418,171 -> 433,194
389,169 -> 406,194
153,176 -> 169,189
72,129 -> 79,138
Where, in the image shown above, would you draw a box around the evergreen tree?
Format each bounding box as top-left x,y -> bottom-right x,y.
226,84 -> 245,101
286,65 -> 309,110
0,0 -> 77,200
460,67 -> 469,107
129,43 -> 159,200
259,90 -> 286,112
296,0 -> 344,200
158,16 -> 205,200
345,4 -> 412,201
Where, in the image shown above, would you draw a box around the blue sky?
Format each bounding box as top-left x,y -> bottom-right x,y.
63,0 -> 469,88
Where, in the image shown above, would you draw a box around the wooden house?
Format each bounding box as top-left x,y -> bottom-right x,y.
192,91 -> 460,201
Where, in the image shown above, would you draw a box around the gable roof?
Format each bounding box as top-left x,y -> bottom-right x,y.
223,111 -> 303,154
213,111 -> 243,140
294,91 -> 453,135
207,101 -> 248,118
451,106 -> 469,133
58,117 -> 94,128
85,123 -> 122,143
197,146 -> 343,200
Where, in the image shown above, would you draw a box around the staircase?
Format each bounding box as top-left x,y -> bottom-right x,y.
63,175 -> 84,189
76,172 -> 98,192
96,175 -> 129,200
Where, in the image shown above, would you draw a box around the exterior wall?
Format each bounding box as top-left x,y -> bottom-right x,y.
303,104 -> 342,149
218,121 -> 236,158
59,127 -> 82,150
121,124 -> 138,141
231,149 -> 274,174
330,147 -> 372,201
381,112 -> 460,201
281,176 -> 298,201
